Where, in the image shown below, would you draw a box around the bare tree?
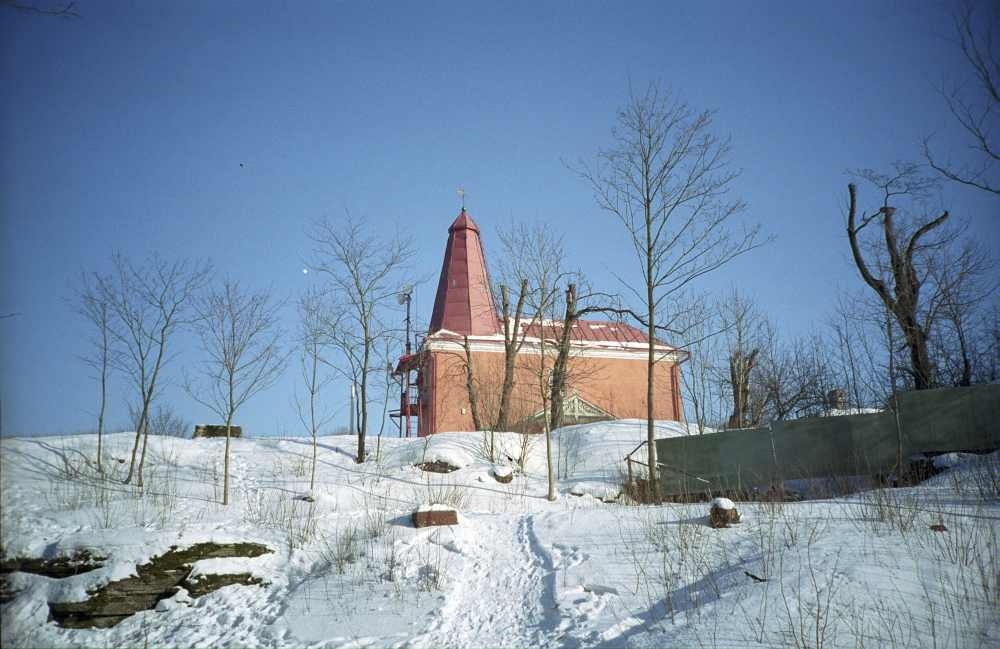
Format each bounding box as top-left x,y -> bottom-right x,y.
1,1 -> 79,17
496,280 -> 532,433
373,338 -> 400,460
927,240 -> 996,386
495,223 -> 575,419
461,335 -> 484,431
579,84 -> 760,499
846,164 -> 951,390
983,304 -> 1000,382
755,331 -> 832,422
77,272 -> 113,474
924,1 -> 1000,196
495,221 -> 578,500
145,404 -> 190,437
829,294 -> 893,411
97,253 -> 211,486
716,289 -> 766,429
186,280 -> 287,505
308,213 -> 412,463
545,285 -> 618,432
297,290 -> 336,493
672,297 -> 724,433
548,285 -> 579,436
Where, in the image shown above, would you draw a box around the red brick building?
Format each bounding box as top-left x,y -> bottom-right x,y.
394,209 -> 687,436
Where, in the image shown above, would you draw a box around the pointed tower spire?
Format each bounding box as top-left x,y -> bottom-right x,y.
428,208 -> 500,336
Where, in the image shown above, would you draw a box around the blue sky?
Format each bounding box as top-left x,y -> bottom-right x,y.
2,0 -> 997,437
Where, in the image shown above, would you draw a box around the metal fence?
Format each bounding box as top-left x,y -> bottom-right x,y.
655,384 -> 1000,497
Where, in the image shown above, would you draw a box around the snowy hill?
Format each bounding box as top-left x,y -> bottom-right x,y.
1,423 -> 997,648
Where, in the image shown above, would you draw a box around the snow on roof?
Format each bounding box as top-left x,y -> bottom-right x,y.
821,407 -> 882,417
520,319 -> 661,346
427,318 -> 681,353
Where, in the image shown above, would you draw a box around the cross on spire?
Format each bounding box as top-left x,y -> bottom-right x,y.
457,187 -> 466,211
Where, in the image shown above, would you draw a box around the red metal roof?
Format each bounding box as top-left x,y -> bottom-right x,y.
449,211 -> 480,233
428,209 -> 501,336
520,319 -> 662,346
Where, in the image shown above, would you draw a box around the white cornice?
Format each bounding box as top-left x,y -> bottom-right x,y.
423,336 -> 688,363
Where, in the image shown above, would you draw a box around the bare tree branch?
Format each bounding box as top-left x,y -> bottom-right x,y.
846,164 -> 952,389
307,211 -> 412,462
98,253 -> 212,486
573,83 -> 763,500
186,279 -> 287,505
924,1 -> 1000,195
1,0 -> 79,17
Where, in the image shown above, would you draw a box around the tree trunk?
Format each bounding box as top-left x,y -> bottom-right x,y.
549,284 -> 575,432
544,425 -> 556,501
97,332 -> 107,476
309,344 -> 318,492
132,328 -> 169,487
900,318 -> 933,389
646,215 -> 659,502
956,324 -> 972,387
727,348 -> 759,429
463,336 -> 482,430
538,337 -> 554,498
125,406 -> 146,484
496,281 -> 527,432
358,331 -> 370,463
544,285 -> 578,503
137,421 -> 150,488
223,415 -> 232,506
846,183 -> 947,392
885,309 -> 905,478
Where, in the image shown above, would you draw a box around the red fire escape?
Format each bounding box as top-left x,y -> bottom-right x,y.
390,288 -> 421,437
391,352 -> 421,438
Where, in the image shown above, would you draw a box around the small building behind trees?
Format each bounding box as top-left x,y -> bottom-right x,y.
193,425 -> 242,439
394,209 -> 686,436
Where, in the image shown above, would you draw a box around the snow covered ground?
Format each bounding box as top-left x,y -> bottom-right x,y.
1,422 -> 997,648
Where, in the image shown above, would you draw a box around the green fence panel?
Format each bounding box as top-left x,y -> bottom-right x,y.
654,384 -> 1000,497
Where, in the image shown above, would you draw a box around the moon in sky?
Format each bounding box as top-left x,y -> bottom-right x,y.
302,268 -> 309,275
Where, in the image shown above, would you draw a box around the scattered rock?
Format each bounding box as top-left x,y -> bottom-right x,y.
415,461 -> 459,474
583,584 -> 619,595
622,478 -> 660,504
932,452 -> 977,470
709,497 -> 740,528
413,505 -> 458,528
0,575 -> 20,604
492,465 -> 513,484
930,523 -> 948,533
48,542 -> 271,628
183,572 -> 265,598
154,587 -> 192,611
569,483 -> 618,502
0,549 -> 105,578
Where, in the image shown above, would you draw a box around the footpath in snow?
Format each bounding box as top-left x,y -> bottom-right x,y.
1,423 -> 998,648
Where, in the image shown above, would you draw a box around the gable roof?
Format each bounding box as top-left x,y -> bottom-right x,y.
520,319 -> 657,346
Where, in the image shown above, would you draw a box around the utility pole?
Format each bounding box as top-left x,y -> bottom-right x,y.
397,286 -> 414,437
